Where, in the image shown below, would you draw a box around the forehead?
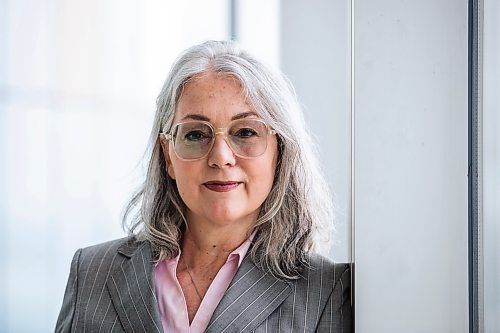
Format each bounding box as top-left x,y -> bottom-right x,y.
182,72 -> 243,95
174,72 -> 257,123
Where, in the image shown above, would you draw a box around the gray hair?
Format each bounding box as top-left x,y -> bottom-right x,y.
123,40 -> 333,279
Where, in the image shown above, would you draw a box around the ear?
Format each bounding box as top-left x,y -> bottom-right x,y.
159,133 -> 176,180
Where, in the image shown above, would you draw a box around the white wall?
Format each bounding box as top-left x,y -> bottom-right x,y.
483,0 -> 500,331
280,0 -> 351,262
353,0 -> 469,332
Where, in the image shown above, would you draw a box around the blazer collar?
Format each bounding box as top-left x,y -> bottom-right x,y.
206,255 -> 292,333
107,239 -> 164,333
106,239 -> 292,333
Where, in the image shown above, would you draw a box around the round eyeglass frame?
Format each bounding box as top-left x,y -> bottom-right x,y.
162,119 -> 277,161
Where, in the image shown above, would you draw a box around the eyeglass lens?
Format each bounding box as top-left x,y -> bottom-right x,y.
171,119 -> 269,159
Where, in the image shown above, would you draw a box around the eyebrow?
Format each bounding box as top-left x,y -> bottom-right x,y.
180,111 -> 259,122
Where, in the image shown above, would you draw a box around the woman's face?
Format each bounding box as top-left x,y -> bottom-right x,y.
161,72 -> 278,230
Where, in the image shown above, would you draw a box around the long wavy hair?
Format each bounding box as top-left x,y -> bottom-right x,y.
123,40 -> 333,279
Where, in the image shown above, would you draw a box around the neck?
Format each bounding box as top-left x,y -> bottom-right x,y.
180,215 -> 254,269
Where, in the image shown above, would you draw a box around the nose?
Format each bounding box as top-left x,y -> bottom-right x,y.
207,133 -> 236,168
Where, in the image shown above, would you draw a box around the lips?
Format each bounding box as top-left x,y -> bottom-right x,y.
203,181 -> 241,192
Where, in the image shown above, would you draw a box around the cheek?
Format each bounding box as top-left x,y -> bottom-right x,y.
169,161 -> 200,195
249,170 -> 275,208
267,139 -> 279,184
246,153 -> 278,198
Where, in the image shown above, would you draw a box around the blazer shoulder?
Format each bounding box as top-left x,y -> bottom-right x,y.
307,252 -> 350,271
57,236 -> 159,333
306,255 -> 352,332
77,235 -> 143,269
303,253 -> 351,288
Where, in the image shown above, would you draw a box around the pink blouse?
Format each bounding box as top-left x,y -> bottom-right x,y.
153,237 -> 253,333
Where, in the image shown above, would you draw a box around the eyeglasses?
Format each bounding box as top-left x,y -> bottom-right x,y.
163,118 -> 276,160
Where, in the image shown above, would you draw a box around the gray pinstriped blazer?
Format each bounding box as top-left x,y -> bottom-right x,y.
56,237 -> 352,333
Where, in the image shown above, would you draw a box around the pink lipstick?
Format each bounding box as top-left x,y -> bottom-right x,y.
203,181 -> 241,192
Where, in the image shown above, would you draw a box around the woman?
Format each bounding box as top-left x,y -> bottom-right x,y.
56,40 -> 351,333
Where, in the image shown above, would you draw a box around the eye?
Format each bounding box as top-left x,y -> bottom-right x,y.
184,130 -> 211,141
234,128 -> 259,138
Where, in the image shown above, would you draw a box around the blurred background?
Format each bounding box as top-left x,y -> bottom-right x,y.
0,0 -> 350,331
1,0 -> 499,332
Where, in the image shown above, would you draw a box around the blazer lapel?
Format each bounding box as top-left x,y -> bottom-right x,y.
206,255 -> 292,333
107,240 -> 163,333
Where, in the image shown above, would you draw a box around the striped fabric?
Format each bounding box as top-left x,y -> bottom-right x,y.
56,237 -> 352,333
